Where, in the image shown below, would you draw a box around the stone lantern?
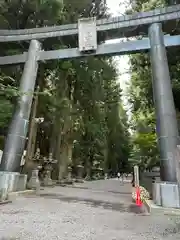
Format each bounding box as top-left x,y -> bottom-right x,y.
42,154 -> 57,186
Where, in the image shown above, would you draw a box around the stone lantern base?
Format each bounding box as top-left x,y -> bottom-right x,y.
42,170 -> 53,186
27,169 -> 40,190
64,166 -> 73,185
75,165 -> 84,183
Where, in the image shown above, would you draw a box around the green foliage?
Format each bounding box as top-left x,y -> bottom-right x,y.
127,0 -> 180,170
0,99 -> 13,128
0,74 -> 18,129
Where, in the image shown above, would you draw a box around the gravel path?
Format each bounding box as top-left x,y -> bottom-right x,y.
0,179 -> 180,240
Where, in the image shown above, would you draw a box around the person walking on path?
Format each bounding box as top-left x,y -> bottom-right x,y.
120,172 -> 124,184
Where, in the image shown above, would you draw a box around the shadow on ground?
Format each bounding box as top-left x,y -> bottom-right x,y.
67,185 -> 131,195
38,193 -> 146,214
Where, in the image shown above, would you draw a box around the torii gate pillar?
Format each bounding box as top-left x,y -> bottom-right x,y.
149,23 -> 179,182
0,40 -> 41,172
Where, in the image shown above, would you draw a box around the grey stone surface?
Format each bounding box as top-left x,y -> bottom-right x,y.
0,172 -> 20,197
0,179 -> 180,239
152,182 -> 180,208
160,182 -> 180,208
153,182 -> 161,206
17,174 -> 27,191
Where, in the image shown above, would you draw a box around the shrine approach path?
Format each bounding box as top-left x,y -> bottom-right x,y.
0,179 -> 180,240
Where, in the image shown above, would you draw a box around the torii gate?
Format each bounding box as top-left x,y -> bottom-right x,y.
0,5 -> 180,185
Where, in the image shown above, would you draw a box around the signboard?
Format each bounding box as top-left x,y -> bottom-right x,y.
78,17 -> 97,52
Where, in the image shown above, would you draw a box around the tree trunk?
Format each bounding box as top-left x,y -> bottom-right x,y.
50,118 -> 59,159
58,142 -> 68,180
22,88 -> 39,177
58,141 -> 73,180
57,106 -> 73,181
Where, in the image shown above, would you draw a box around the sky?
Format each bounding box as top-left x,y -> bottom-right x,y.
106,0 -> 130,110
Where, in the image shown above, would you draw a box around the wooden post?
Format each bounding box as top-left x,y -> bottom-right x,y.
134,165 -> 139,187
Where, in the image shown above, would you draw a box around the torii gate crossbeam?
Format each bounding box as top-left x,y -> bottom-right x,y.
0,34 -> 180,65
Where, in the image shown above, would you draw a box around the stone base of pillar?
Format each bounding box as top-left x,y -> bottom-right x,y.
0,172 -> 20,201
27,169 -> 40,190
17,174 -> 28,191
153,181 -> 180,208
